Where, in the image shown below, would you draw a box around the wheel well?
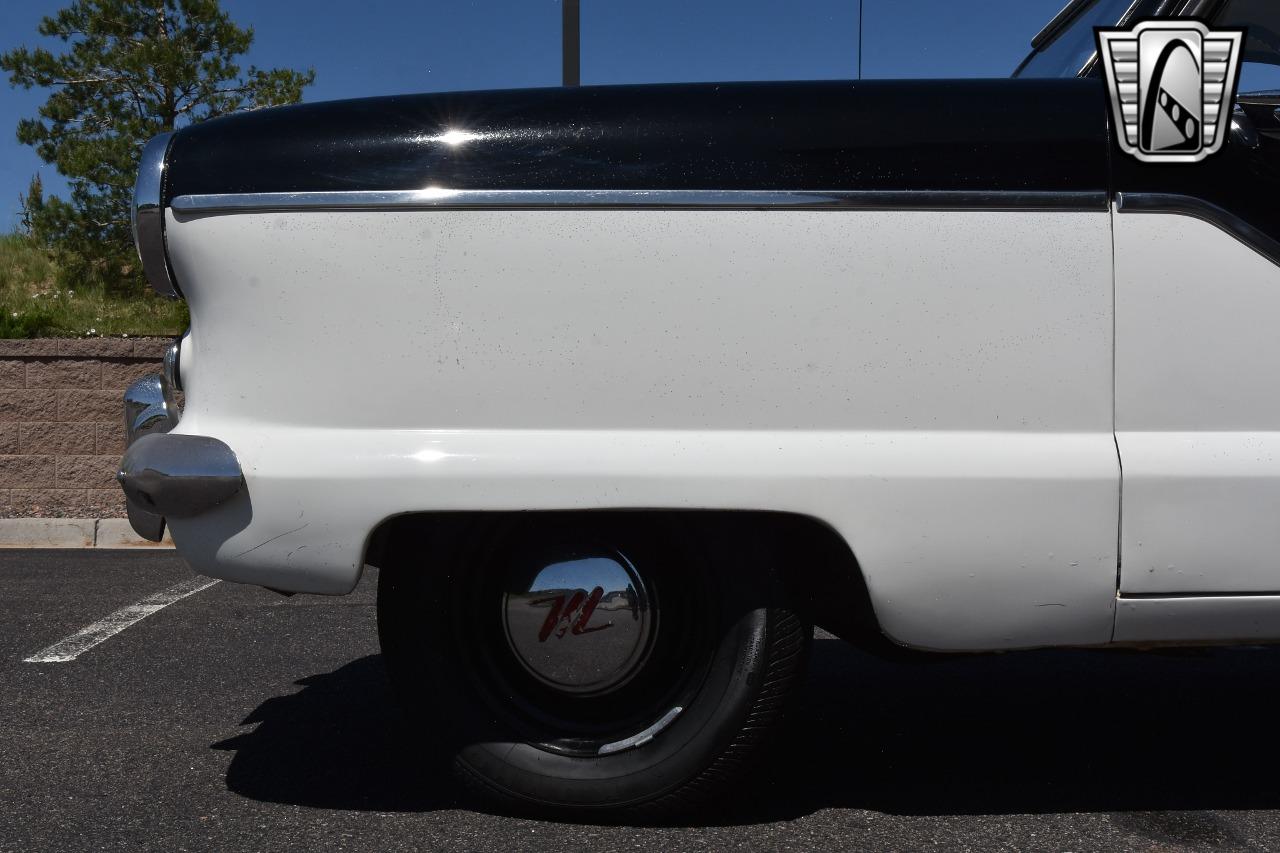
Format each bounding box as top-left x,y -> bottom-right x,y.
364,510 -> 881,645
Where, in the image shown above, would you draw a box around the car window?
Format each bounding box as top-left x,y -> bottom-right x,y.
1015,0 -> 1137,77
1218,0 -> 1280,95
1239,64 -> 1280,94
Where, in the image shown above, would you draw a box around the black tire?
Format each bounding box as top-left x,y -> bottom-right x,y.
377,513 -> 810,821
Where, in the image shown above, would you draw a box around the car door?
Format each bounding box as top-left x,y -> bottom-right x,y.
1114,0 -> 1280,612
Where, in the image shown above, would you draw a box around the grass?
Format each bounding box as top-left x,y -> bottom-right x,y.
0,232 -> 188,338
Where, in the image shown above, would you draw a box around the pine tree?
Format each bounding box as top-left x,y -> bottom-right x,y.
2,0 -> 314,294
18,174 -> 44,239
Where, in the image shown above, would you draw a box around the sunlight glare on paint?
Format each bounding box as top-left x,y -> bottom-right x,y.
411,447 -> 454,463
435,129 -> 482,146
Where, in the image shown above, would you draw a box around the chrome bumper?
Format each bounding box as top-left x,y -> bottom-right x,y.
117,342 -> 244,541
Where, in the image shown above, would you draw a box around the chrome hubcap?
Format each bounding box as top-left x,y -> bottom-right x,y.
502,550 -> 653,695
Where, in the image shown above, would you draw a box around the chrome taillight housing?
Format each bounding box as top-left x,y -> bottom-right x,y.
131,132 -> 181,298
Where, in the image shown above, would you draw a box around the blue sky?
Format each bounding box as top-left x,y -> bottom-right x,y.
0,0 -> 1061,228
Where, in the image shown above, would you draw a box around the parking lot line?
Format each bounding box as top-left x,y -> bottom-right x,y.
22,576 -> 221,663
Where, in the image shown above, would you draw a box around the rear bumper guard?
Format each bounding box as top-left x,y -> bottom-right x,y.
118,342 -> 244,541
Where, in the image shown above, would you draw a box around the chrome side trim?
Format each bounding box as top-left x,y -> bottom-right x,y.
1116,192 -> 1280,267
171,188 -> 1108,214
132,132 -> 180,298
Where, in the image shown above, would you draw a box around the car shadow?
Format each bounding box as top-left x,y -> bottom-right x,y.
212,638 -> 1280,822
211,655 -> 460,813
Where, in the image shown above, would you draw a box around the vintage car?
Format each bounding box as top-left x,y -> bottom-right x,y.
119,0 -> 1279,819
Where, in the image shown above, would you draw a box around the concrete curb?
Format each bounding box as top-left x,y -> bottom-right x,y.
0,518 -> 174,549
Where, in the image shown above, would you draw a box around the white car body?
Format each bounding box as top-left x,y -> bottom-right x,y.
113,2 -> 1280,816
122,74 -> 1280,654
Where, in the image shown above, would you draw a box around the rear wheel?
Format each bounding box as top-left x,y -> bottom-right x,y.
377,514 -> 810,820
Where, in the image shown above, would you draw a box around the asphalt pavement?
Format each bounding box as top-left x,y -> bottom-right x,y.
4,549 -> 1280,851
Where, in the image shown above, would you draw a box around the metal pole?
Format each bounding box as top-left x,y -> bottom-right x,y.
857,0 -> 864,80
563,0 -> 581,87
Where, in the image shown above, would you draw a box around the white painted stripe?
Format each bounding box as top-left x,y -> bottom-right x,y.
22,576 -> 221,663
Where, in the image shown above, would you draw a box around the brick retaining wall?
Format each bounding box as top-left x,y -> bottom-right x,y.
0,338 -> 171,518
